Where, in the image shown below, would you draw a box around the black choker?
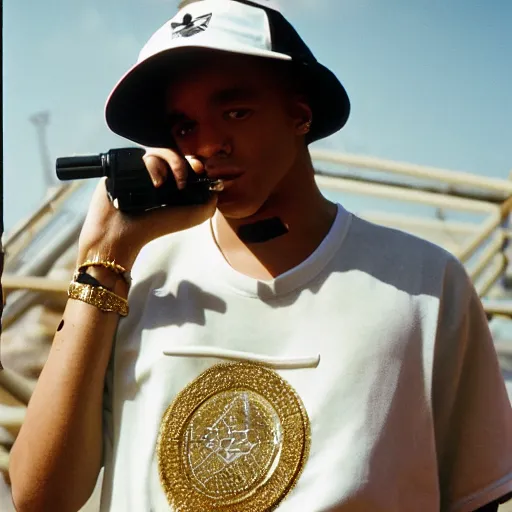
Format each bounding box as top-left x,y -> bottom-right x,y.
237,217 -> 289,243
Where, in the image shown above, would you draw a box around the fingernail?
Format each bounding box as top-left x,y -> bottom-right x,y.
153,176 -> 162,187
189,158 -> 204,173
177,180 -> 186,190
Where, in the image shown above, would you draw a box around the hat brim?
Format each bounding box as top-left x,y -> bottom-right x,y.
299,61 -> 350,143
105,46 -> 350,147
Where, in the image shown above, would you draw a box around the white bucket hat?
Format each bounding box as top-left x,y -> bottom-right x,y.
105,0 -> 350,146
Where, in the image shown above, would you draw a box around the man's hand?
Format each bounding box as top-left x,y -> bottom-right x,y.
77,147 -> 216,269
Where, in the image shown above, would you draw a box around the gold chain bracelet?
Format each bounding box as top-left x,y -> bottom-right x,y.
68,281 -> 129,316
77,259 -> 132,284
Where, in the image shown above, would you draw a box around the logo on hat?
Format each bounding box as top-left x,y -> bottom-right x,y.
171,13 -> 212,39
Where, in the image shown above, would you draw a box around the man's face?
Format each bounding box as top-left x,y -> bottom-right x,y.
165,53 -> 310,219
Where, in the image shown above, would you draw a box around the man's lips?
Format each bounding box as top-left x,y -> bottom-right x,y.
205,167 -> 244,181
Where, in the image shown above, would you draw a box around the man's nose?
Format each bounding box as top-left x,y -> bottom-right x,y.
195,122 -> 231,159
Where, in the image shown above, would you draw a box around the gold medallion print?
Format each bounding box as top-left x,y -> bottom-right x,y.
157,362 -> 310,511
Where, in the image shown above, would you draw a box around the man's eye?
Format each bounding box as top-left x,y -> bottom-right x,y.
225,109 -> 253,121
174,122 -> 195,138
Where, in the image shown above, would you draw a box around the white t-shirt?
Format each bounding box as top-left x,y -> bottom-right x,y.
100,205 -> 512,512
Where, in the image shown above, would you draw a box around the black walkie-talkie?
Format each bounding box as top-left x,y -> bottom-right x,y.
56,147 -> 216,214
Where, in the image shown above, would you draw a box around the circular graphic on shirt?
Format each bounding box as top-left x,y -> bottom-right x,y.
183,389 -> 283,498
156,362 -> 310,512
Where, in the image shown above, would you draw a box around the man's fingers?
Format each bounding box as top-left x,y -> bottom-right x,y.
144,147 -> 192,190
141,193 -> 218,240
166,151 -> 189,190
143,154 -> 169,187
185,156 -> 205,174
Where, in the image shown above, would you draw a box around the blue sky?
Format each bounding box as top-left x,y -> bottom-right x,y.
4,0 -> 512,231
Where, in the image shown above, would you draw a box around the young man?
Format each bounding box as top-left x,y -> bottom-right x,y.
9,1 -> 512,511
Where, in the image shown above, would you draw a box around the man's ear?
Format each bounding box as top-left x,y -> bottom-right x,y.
288,95 -> 313,136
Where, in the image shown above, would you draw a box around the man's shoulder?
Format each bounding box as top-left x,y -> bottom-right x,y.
347,214 -> 460,266
348,213 -> 454,261
340,213 -> 470,297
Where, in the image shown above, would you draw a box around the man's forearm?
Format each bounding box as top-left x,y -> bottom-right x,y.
9,270 -> 127,512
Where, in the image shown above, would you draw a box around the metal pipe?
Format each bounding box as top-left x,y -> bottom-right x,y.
0,445 -> 9,473
0,404 -> 26,429
315,175 -> 498,214
2,275 -> 69,294
455,212 -> 501,263
360,211 -> 486,234
455,196 -> 512,263
475,254 -> 506,297
483,299 -> 512,317
311,150 -> 512,195
4,181 -> 83,253
316,168 -> 506,204
0,369 -> 35,405
2,222 -> 82,330
468,234 -> 505,282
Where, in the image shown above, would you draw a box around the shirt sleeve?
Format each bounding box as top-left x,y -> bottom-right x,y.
432,257 -> 512,512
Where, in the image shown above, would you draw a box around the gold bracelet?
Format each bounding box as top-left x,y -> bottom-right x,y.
77,259 -> 131,284
68,281 -> 129,317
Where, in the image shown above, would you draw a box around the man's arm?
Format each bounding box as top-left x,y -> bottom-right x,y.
8,153 -> 217,512
432,256 -> 512,512
9,268 -> 128,512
